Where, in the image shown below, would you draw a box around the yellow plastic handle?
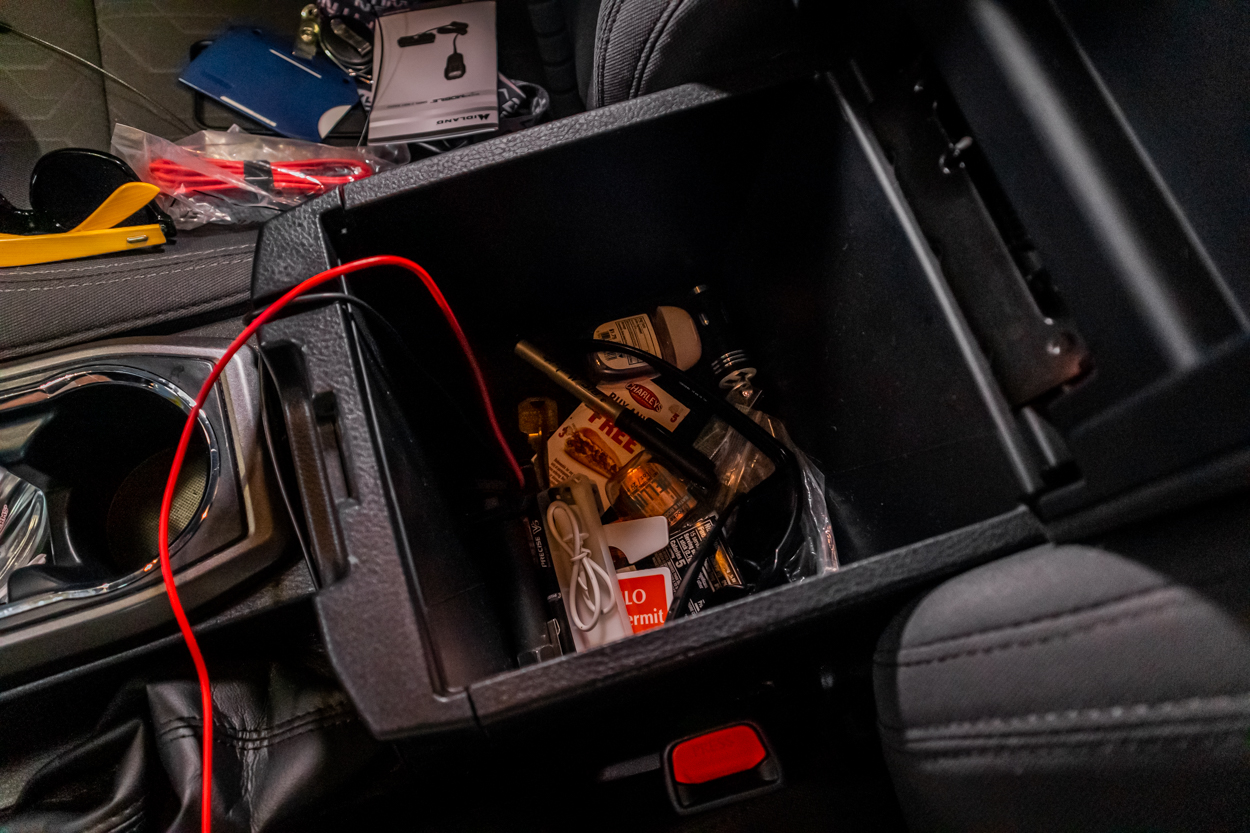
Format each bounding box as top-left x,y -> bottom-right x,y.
70,181 -> 161,232
0,224 -> 166,268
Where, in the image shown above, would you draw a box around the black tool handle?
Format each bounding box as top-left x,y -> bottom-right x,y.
615,410 -> 717,491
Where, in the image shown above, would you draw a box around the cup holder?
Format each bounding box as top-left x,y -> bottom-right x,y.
0,368 -> 217,612
103,444 -> 210,574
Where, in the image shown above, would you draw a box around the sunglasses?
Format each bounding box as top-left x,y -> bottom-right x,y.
0,148 -> 174,238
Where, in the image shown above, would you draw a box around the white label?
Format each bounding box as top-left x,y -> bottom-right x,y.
600,379 -> 690,428
594,314 -> 660,370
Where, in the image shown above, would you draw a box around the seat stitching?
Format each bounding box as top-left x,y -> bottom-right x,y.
629,1 -> 674,99
594,0 -> 628,105
881,562 -> 1250,658
154,701 -> 354,735
0,289 -> 250,360
631,0 -> 690,99
0,244 -> 253,277
596,0 -> 623,68
885,718 -> 1250,749
155,704 -> 357,740
892,584 -> 1177,652
883,730 -> 1247,760
156,714 -> 356,743
883,597 -> 1189,667
886,693 -> 1250,735
158,717 -> 354,747
158,715 -> 357,750
0,257 -> 252,292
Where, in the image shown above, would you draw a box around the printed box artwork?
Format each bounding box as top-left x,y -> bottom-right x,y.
369,2 -> 499,143
546,378 -> 690,496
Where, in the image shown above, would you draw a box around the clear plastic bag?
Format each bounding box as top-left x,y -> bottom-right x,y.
758,416 -> 838,581
699,386 -> 838,581
111,124 -> 409,229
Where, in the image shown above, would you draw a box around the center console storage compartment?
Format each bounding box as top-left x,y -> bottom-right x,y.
254,78 -> 1046,739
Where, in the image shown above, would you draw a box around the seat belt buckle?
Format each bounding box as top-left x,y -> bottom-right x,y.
663,722 -> 783,814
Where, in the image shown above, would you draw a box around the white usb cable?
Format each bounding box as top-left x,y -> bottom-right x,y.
546,499 -> 617,632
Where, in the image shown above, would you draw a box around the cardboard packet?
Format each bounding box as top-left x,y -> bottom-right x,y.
369,2 -> 499,143
546,378 -> 689,494
634,512 -> 743,616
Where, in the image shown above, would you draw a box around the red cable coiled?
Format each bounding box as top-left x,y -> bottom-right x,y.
149,157 -> 373,197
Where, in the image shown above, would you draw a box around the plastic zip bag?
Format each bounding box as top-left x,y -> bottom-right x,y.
111,124 -> 409,229
699,386 -> 838,581
756,415 -> 837,581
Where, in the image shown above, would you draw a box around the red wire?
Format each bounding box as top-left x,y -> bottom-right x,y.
158,255 -> 524,832
149,158 -> 372,197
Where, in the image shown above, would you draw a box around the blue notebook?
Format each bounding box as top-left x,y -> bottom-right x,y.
181,28 -> 359,142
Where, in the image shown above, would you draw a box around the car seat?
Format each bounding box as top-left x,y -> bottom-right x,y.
0,0 -> 803,361
875,497 -> 1250,832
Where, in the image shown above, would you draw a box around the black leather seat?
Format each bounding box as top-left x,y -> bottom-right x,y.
582,0 -> 802,108
874,497 -> 1250,832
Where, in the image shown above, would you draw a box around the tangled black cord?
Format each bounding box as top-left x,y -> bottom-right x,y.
578,339 -> 804,616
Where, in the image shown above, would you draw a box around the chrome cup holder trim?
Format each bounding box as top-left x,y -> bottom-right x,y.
0,365 -> 221,620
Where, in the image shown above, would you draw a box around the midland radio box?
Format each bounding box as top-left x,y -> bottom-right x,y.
369,1 -> 498,143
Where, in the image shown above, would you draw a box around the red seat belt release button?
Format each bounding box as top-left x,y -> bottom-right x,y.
670,724 -> 768,785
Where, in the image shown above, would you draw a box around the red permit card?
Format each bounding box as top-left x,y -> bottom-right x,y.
617,566 -> 673,633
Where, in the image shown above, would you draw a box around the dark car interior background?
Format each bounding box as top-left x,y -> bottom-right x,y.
0,0 -> 1247,831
